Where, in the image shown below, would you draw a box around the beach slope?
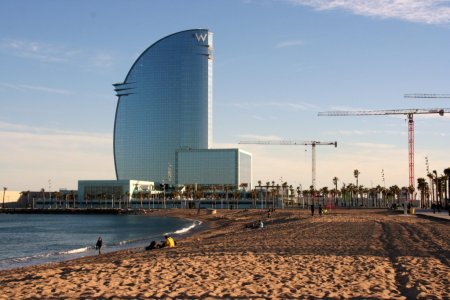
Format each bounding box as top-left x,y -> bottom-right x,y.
0,209 -> 449,299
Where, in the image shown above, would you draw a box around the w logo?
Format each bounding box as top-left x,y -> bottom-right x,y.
194,33 -> 208,43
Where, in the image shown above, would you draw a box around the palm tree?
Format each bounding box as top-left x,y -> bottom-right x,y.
40,188 -> 46,208
354,169 -> 360,205
265,181 -> 270,209
381,187 -> 388,208
296,186 -> 302,208
20,190 -> 31,208
125,191 -> 130,209
49,191 -> 53,208
332,177 -> 338,205
233,189 -> 240,209
374,185 -> 382,207
53,192 -> 58,209
257,180 -> 262,208
444,167 -> 450,209
251,189 -> 257,208
138,191 -> 143,209
437,175 -> 445,207
417,177 -> 428,208
361,186 -> 369,207
211,185 -> 217,208
224,185 -> 229,209
72,190 -> 77,208
389,185 -> 401,206
289,185 -> 294,207
281,182 -> 288,207
340,184 -> 348,207
19,191 -> 26,208
2,187 -> 7,209
319,186 -> 329,207
271,186 -> 278,209
347,183 -> 356,207
427,172 -> 435,205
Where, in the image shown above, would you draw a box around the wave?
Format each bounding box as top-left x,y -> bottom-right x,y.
170,220 -> 202,235
59,247 -> 90,255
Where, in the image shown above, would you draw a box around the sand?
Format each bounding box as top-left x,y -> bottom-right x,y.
0,209 -> 449,299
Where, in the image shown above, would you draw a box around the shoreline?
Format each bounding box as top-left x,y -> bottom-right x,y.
1,209 -> 449,299
0,210 -> 207,272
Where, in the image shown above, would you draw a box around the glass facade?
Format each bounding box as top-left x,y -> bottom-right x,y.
176,149 -> 252,188
114,29 -> 213,183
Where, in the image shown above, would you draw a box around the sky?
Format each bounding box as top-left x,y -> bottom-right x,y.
1,0 -> 449,192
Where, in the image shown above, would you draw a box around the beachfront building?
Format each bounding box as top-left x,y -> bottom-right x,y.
176,148 -> 252,187
77,180 -> 159,209
113,29 -> 213,184
112,29 -> 252,188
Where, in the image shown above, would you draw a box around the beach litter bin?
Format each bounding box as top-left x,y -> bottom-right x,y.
411,208 -> 415,215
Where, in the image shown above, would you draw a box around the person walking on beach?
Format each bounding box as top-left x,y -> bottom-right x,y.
318,204 -> 323,216
310,204 -> 315,216
96,237 -> 102,255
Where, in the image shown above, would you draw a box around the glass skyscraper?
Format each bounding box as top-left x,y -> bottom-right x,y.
113,29 -> 213,183
113,29 -> 251,188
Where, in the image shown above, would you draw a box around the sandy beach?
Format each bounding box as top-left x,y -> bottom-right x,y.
0,209 -> 449,299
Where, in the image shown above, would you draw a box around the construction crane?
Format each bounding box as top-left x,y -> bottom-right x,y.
238,140 -> 337,189
404,94 -> 450,98
318,108 -> 450,192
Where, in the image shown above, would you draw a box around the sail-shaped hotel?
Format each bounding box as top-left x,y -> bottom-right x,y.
112,29 -> 251,188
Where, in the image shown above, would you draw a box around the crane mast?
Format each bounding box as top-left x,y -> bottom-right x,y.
238,140 -> 337,189
318,108 -> 450,195
404,94 -> 450,99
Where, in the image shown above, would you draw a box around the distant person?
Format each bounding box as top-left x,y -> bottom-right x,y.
310,204 -> 315,217
318,204 -> 323,216
259,220 -> 264,229
267,209 -> 272,219
145,240 -> 159,251
164,235 -> 175,248
96,237 -> 102,255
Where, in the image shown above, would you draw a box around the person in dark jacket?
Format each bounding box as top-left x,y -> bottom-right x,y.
96,237 -> 103,255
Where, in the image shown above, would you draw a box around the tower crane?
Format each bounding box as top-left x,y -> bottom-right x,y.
404,94 -> 450,99
238,140 -> 337,189
317,108 -> 450,192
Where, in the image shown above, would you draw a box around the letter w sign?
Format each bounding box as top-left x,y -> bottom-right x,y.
195,33 -> 207,42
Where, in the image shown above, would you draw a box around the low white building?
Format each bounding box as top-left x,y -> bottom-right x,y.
77,180 -> 159,208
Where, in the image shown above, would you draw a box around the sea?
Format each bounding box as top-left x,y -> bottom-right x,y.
0,213 -> 201,270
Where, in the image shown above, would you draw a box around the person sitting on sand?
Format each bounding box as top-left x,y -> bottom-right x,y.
259,220 -> 264,229
164,235 -> 175,248
145,240 -> 159,251
95,236 -> 102,255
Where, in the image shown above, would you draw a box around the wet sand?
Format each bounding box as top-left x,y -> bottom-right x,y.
0,209 -> 449,299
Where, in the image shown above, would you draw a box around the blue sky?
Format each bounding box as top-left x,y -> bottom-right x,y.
1,0 -> 449,192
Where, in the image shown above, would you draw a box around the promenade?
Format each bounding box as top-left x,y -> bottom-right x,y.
414,208 -> 450,222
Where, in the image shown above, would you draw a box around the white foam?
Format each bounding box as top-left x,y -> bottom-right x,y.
60,247 -> 89,255
173,221 -> 201,235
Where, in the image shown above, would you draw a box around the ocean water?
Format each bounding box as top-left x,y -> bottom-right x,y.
0,214 -> 200,270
